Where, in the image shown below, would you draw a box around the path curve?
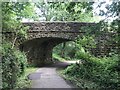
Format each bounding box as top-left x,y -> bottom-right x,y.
28,61 -> 79,88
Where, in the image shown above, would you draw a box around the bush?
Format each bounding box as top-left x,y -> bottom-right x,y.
1,42 -> 27,89
64,52 -> 119,89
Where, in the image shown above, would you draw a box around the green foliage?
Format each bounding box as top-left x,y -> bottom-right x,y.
2,2 -> 32,46
2,2 -> 35,21
75,35 -> 96,52
53,32 -> 96,60
64,51 -> 119,89
52,53 -> 65,62
2,2 -> 34,89
35,2 -> 94,22
15,67 -> 38,89
1,42 -> 28,89
61,2 -> 119,89
14,49 -> 28,75
53,41 -> 77,60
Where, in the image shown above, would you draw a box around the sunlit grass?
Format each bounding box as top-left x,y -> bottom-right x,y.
53,53 -> 65,62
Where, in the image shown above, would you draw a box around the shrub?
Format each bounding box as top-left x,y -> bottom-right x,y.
64,52 -> 119,89
1,42 -> 27,89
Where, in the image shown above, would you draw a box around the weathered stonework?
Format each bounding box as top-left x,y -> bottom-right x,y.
3,22 -> 118,66
23,22 -> 95,41
20,22 -> 95,67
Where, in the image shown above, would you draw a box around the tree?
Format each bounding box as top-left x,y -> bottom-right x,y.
34,2 -> 94,22
1,2 -> 34,89
2,2 -> 35,48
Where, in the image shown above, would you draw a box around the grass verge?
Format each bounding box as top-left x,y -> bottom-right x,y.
53,53 -> 65,61
15,67 -> 38,89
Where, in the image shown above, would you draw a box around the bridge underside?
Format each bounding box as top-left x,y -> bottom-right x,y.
19,37 -> 70,66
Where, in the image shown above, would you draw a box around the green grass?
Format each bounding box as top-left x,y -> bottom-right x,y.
25,67 -> 38,76
53,53 -> 66,61
15,67 -> 38,89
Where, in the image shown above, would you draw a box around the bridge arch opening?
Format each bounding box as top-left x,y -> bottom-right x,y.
19,37 -> 71,67
53,41 -> 76,61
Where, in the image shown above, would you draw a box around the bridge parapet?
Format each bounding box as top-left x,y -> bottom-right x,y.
23,21 -> 95,32
23,22 -> 95,40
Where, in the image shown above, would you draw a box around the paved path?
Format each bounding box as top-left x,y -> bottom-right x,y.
28,61 -> 79,88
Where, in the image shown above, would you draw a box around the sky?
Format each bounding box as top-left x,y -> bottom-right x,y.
93,1 -> 117,21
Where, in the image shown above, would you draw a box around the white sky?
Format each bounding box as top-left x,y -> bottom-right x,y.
93,1 -> 115,21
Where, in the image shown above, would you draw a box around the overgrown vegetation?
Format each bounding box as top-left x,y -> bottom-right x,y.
1,42 -> 37,89
60,26 -> 119,89
63,52 -> 119,89
51,1 -> 120,89
1,1 -> 119,89
53,41 -> 77,60
1,2 -> 35,89
1,42 -> 27,89
15,67 -> 38,88
35,2 -> 95,22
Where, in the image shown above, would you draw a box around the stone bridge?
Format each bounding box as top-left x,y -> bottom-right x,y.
19,22 -> 95,66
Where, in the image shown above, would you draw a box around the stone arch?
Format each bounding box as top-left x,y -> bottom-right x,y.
3,22 -> 96,66
19,37 -> 71,67
18,22 -> 96,66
